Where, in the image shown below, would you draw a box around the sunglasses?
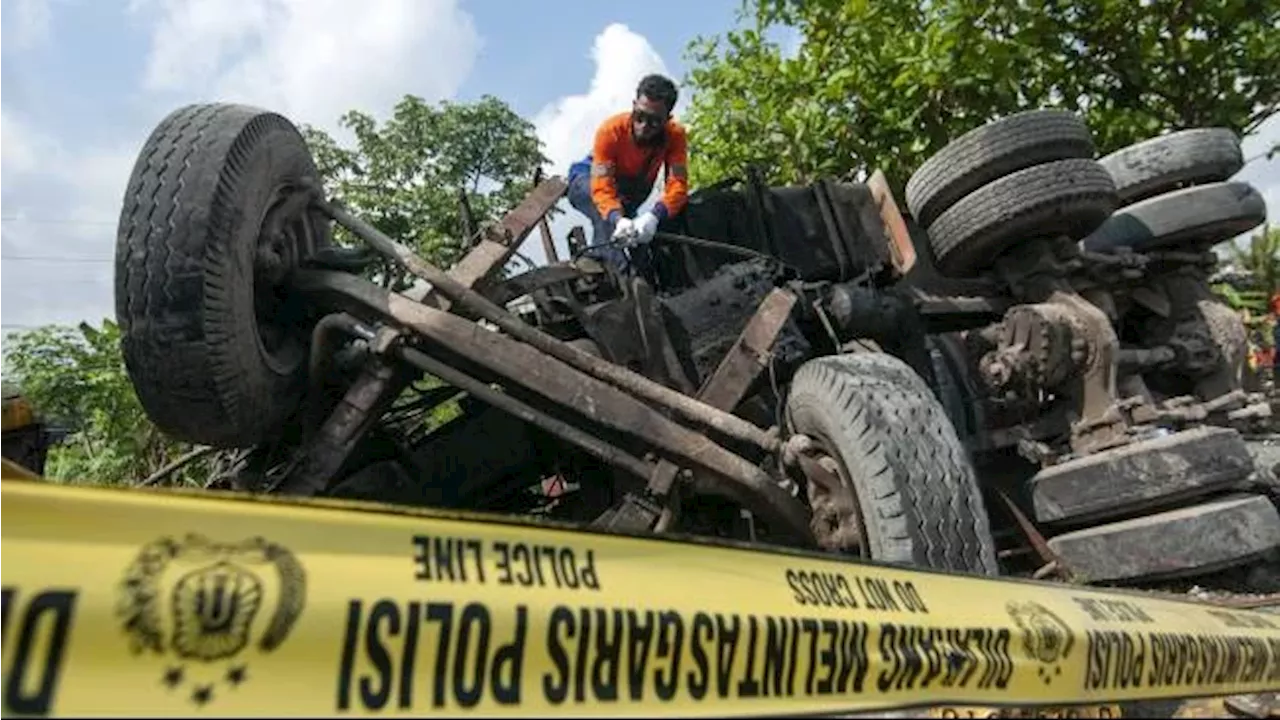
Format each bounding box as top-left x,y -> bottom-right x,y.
632,108 -> 667,128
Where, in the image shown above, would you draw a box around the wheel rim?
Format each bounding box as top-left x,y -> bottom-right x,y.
253,184 -> 321,375
794,435 -> 870,557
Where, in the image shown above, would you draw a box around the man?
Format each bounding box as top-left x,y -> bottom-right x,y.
567,74 -> 688,273
1272,291 -> 1280,378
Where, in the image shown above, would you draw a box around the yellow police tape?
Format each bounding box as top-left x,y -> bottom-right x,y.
3,472 -> 1279,718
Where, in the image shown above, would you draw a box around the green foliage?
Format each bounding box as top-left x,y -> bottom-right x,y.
301,94 -> 551,272
1,321 -> 210,486
2,96 -> 552,486
1227,223 -> 1280,299
683,0 -> 1280,192
300,94 -> 550,425
1212,282 -> 1249,310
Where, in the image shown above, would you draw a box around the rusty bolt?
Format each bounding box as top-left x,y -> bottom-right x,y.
781,433 -> 814,468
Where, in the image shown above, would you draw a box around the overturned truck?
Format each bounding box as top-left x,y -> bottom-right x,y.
113,104 -> 1279,588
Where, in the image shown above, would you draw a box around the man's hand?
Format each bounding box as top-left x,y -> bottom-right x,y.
611,217 -> 638,243
633,211 -> 660,245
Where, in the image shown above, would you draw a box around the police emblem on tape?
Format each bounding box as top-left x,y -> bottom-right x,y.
1006,601 -> 1074,686
116,534 -> 306,705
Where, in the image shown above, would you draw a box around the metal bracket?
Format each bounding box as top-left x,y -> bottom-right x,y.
598,288 -> 801,534
280,178 -> 568,497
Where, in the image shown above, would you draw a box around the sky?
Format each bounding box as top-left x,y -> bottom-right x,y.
0,0 -> 746,334
1,0 -> 1278,337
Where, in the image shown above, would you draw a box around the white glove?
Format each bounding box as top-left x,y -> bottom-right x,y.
633,211 -> 660,245
611,217 -> 638,243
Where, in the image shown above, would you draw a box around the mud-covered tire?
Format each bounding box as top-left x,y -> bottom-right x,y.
115,103 -> 330,449
1099,128 -> 1243,206
832,345 -> 971,432
928,159 -> 1117,277
1079,181 -> 1267,253
785,353 -> 999,575
1047,493 -> 1280,584
905,110 -> 1095,228
830,347 -> 933,395
1030,427 -> 1256,525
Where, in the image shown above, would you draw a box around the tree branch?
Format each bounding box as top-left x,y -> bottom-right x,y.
139,446 -> 217,487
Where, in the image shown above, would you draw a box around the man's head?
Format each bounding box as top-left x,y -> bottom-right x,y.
632,74 -> 678,144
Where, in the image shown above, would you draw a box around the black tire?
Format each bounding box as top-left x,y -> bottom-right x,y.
905,110 -> 1095,228
115,103 -> 331,449
830,347 -> 933,395
832,345 -> 973,433
785,353 -> 999,575
1079,181 -> 1266,253
1099,128 -> 1243,206
1047,493 -> 1280,584
928,159 -> 1117,278
1030,427 -> 1256,525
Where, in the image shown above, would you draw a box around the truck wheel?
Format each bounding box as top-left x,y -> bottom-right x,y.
927,159 -> 1117,277
831,346 -> 933,395
1079,181 -> 1266,253
115,103 -> 331,449
835,344 -> 973,434
906,110 -> 1095,228
1099,128 -> 1243,206
1030,427 -> 1256,525
1047,493 -> 1280,584
785,353 -> 999,575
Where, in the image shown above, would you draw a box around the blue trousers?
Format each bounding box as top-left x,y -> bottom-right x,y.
567,171 -> 640,274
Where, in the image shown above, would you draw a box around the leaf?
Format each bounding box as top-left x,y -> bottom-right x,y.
303,94 -> 550,267
684,0 -> 1280,187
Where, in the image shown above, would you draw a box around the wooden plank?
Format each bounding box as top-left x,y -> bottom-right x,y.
454,177 -> 567,286
538,215 -> 559,264
697,288 -> 799,411
866,169 -> 916,278
407,176 -> 567,304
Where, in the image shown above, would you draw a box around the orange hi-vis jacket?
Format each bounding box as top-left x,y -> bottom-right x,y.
582,111 -> 689,223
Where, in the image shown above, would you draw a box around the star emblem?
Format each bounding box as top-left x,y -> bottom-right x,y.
162,666 -> 184,689
191,685 -> 214,705
226,665 -> 248,687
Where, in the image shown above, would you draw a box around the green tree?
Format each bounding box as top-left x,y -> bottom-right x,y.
2,321 -> 213,486
683,0 -> 1280,191
1216,224 -> 1280,314
301,94 -> 551,272
301,94 -> 551,426
3,96 -> 551,487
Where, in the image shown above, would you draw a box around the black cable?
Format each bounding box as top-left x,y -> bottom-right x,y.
569,230 -> 793,272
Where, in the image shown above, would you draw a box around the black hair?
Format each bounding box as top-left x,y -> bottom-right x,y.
636,74 -> 678,112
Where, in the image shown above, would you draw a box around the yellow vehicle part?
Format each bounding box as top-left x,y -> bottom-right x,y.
1,385 -> 35,432
2,463 -> 1278,717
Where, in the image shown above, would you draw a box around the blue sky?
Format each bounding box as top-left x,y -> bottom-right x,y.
2,0 -> 1277,334
0,0 -> 748,332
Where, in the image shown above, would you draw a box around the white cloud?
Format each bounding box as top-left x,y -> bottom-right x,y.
1,109 -> 53,178
130,0 -> 481,132
526,23 -> 686,264
533,23 -> 676,177
2,106 -> 140,330
3,0 -> 484,334
1,0 -> 54,51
